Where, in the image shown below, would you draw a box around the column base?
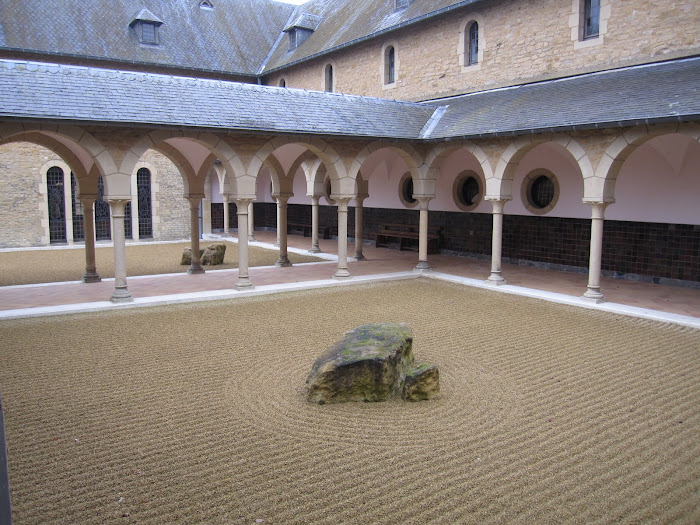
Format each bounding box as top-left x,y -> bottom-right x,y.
309,246 -> 321,253
275,257 -> 292,267
486,273 -> 507,285
414,260 -> 430,271
187,265 -> 205,275
110,287 -> 133,303
274,242 -> 280,248
582,288 -> 606,304
82,271 -> 101,283
235,277 -> 254,290
248,235 -> 256,242
354,253 -> 365,261
333,269 -> 351,279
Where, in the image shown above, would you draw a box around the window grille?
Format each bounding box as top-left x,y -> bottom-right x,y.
468,22 -> 479,65
124,202 -> 133,239
95,176 -> 111,240
461,176 -> 479,206
386,46 -> 395,84
211,203 -> 224,232
141,22 -> 157,44
137,168 -> 153,238
71,173 -> 85,241
583,0 -> 600,39
47,166 -> 67,243
530,176 -> 555,209
325,64 -> 333,92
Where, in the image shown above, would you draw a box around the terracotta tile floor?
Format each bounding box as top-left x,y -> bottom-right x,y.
1,231 -> 698,319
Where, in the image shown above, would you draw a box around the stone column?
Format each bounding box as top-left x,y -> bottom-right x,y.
248,201 -> 256,242
274,196 -> 280,247
334,197 -> 351,279
222,193 -> 230,234
201,197 -> 212,235
583,202 -> 611,303
354,196 -> 366,261
415,197 -> 432,271
188,195 -> 205,275
275,194 -> 292,267
235,199 -> 254,290
80,196 -> 101,283
486,198 -> 508,285
309,195 -> 322,253
108,199 -> 133,303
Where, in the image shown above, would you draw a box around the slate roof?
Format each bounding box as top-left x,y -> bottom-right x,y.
0,0 -> 295,76
0,59 -> 438,139
263,0 -> 484,73
0,57 -> 697,141
427,56 -> 700,139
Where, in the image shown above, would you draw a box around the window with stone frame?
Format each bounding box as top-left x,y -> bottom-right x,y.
385,45 -> 396,84
467,22 -> 479,65
583,0 -> 601,39
324,64 -> 333,92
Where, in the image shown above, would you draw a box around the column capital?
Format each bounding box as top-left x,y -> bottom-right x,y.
584,200 -> 613,219
234,197 -> 255,209
273,193 -> 293,204
415,196 -> 432,209
335,196 -> 351,211
486,197 -> 509,214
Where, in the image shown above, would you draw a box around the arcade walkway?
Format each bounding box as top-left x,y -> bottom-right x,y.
0,231 -> 698,326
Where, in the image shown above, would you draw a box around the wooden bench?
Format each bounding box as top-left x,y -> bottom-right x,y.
287,222 -> 330,239
375,223 -> 441,254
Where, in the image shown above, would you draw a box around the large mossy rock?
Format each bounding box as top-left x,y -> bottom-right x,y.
306,323 -> 438,404
181,248 -> 204,266
201,243 -> 226,265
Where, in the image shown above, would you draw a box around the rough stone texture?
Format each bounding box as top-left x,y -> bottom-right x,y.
0,142 -> 51,248
180,248 -> 204,266
307,323 -> 439,404
201,243 -> 226,265
402,364 -> 440,401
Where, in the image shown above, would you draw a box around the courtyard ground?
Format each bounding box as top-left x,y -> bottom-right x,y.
0,278 -> 698,524
0,240 -> 322,286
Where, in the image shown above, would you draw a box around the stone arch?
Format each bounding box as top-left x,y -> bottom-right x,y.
592,122 -> 700,202
351,140 -> 425,194
423,140 -> 493,195
248,136 -> 350,196
119,130 -> 247,199
491,134 -> 593,200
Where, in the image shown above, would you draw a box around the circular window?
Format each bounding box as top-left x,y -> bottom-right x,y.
521,169 -> 559,215
452,171 -> 483,211
323,177 -> 335,205
399,173 -> 417,208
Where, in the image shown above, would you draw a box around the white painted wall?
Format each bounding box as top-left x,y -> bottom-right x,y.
606,134 -> 700,225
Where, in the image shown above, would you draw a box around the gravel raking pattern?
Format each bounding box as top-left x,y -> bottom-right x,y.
0,241 -> 322,286
0,279 -> 698,524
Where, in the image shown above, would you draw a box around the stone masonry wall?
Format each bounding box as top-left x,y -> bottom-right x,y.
141,149 -> 190,241
0,142 -> 52,248
265,0 -> 698,101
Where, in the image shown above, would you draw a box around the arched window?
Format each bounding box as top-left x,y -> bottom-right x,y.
137,168 -> 153,238
95,176 -> 111,240
385,46 -> 395,84
583,0 -> 600,39
467,22 -> 479,65
46,166 -> 66,243
324,64 -> 333,92
71,173 -> 85,241
279,78 -> 286,88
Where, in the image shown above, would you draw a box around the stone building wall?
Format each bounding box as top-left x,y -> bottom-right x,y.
141,149 -> 190,241
265,0 -> 699,100
0,142 -> 52,248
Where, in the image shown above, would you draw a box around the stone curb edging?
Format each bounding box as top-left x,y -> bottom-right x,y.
0,388 -> 13,525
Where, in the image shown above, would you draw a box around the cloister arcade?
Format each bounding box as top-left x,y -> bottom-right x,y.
1,120 -> 698,305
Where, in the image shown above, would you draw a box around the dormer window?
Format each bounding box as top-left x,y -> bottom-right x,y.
283,13 -> 322,51
199,0 -> 214,9
129,8 -> 164,45
395,0 -> 412,9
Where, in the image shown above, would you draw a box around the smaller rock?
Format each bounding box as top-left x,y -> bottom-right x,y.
201,243 -> 227,265
402,364 -> 440,401
181,248 -> 204,265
